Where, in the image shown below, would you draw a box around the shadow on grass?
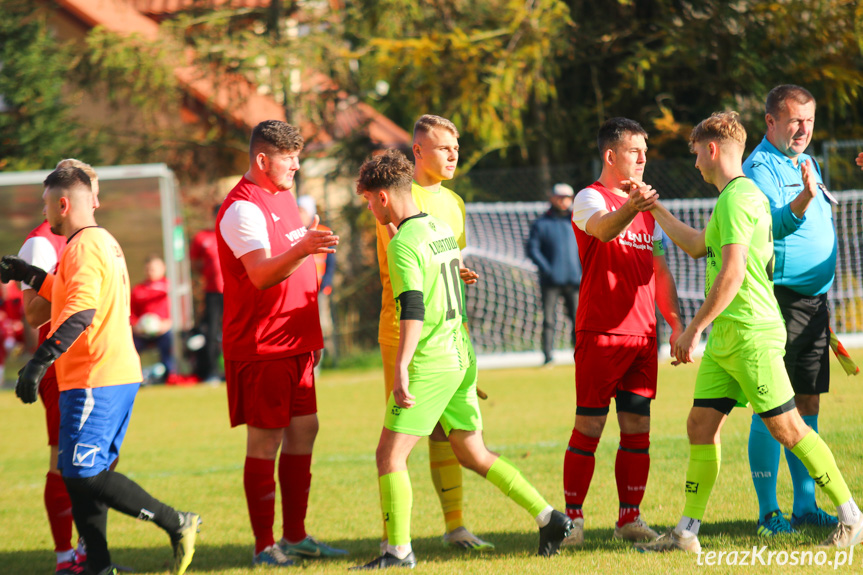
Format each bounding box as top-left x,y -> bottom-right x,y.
0,521 -> 840,574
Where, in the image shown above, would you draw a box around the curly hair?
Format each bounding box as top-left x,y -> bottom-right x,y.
250,120 -> 304,157
356,149 -> 414,197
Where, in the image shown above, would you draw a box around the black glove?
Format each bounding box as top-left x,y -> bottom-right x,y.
15,345 -> 58,404
0,255 -> 47,290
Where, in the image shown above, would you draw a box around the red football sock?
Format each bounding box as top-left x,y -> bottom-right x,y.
244,457 -> 276,554
44,471 -> 74,553
616,432 -> 650,526
563,429 -> 600,520
279,453 -> 311,543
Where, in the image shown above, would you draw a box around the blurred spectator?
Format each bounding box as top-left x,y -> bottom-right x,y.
0,281 -> 25,382
297,195 -> 337,362
131,255 -> 175,382
526,183 -> 581,366
190,204 -> 224,384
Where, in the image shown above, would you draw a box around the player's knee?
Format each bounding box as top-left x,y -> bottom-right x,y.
63,471 -> 107,497
763,412 -> 809,449
303,417 -> 320,442
451,446 -> 488,475
374,444 -> 388,472
574,407 -> 608,437
375,443 -> 403,474
794,393 -> 820,416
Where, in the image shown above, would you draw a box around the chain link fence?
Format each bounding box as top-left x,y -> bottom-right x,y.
326,146 -> 863,362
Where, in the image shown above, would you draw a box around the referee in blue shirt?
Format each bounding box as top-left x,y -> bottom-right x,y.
742,84 -> 839,536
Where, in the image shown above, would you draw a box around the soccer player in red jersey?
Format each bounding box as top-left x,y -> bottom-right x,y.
562,117 -> 683,545
216,120 -> 345,566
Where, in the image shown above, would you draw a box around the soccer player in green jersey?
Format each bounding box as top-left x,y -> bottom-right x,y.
635,111 -> 863,552
351,149 -> 573,569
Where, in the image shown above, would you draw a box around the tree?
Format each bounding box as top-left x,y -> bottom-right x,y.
559,0 -> 863,157
0,0 -> 99,171
342,0 -> 573,171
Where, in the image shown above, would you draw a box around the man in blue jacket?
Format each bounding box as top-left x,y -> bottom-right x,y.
527,183 -> 582,366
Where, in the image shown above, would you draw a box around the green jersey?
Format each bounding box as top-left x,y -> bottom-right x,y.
388,213 -> 474,373
704,177 -> 782,325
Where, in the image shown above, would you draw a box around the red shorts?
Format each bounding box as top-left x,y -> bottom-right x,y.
39,374 -> 60,446
226,353 -> 317,429
575,332 -> 657,409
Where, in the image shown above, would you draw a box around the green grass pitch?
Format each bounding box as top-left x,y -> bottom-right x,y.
2,351 -> 863,574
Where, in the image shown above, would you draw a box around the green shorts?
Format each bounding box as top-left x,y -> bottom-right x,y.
694,320 -> 795,414
384,363 -> 483,436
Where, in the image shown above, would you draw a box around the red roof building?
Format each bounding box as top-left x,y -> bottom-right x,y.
50,0 -> 409,152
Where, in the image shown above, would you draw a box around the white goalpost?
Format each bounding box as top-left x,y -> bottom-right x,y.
0,164 -> 193,374
464,191 -> 863,369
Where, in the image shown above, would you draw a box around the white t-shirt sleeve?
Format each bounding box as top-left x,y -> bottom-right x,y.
219,201 -> 270,259
571,188 -> 608,233
17,236 -> 58,290
653,221 -> 665,243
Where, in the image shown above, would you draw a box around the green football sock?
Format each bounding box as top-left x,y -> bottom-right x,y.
380,471 -> 412,547
682,444 -> 721,521
791,430 -> 852,508
486,456 -> 548,518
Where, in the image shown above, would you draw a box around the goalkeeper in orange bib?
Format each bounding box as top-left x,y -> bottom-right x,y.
373,114 -> 488,550
1,167 -> 201,575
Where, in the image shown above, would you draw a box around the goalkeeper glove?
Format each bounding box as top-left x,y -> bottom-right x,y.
15,345 -> 59,404
0,255 -> 47,290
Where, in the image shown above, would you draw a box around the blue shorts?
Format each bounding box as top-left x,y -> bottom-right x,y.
58,383 -> 140,479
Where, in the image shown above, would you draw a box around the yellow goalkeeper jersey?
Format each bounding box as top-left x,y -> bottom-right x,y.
376,181 -> 466,347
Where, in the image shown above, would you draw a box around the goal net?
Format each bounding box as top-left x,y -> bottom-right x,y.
464,191 -> 863,368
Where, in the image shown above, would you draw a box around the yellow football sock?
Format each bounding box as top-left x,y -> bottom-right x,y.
430,439 -> 464,533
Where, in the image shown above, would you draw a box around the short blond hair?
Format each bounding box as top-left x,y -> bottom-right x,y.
55,158 -> 98,182
413,114 -> 459,141
689,111 -> 746,152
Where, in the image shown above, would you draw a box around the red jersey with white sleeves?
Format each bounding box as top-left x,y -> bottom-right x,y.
130,277 -> 170,324
217,176 -> 322,361
18,220 -> 67,377
571,182 -> 661,337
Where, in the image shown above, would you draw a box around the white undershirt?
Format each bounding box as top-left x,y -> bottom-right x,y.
219,200 -> 270,258
18,236 -> 58,290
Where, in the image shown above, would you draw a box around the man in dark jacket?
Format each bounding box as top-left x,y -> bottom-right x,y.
527,183 -> 582,365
